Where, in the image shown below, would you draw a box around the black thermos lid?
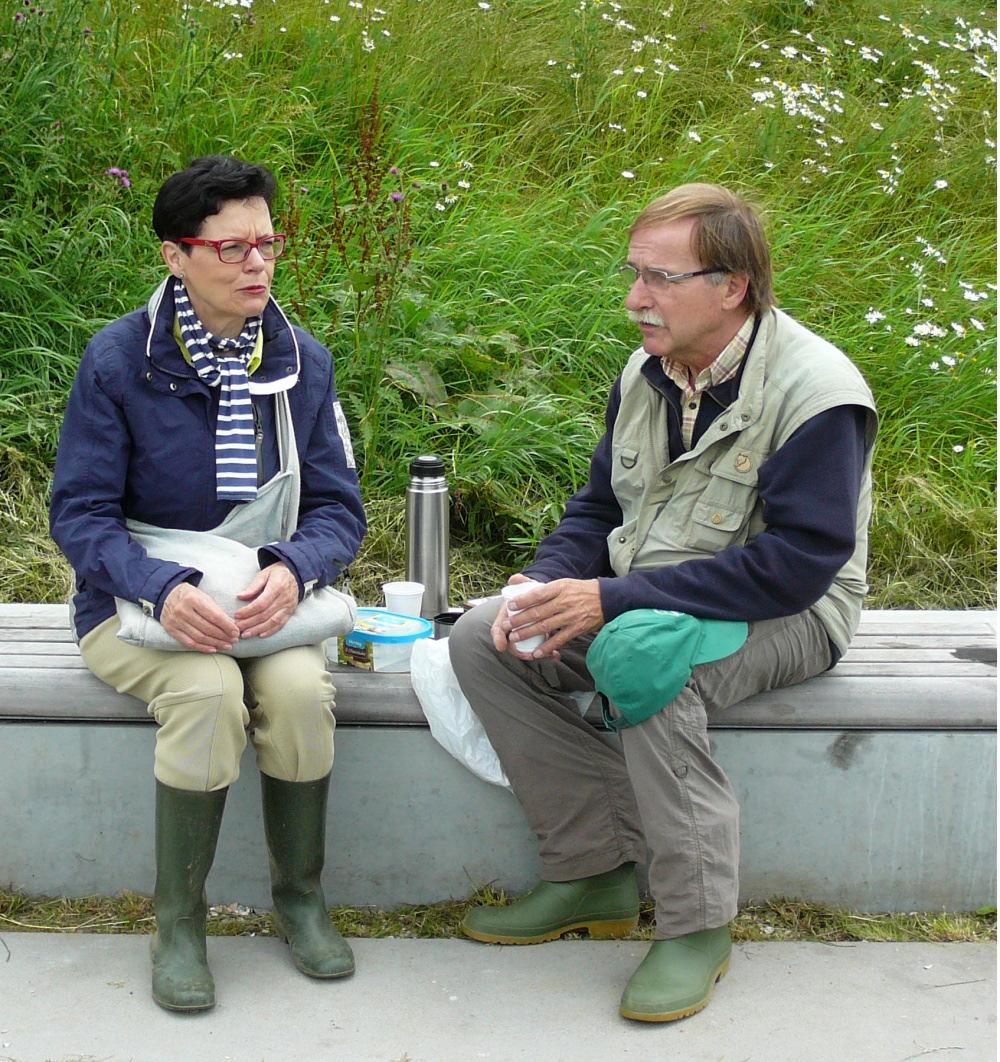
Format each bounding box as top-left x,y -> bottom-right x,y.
409,455 -> 445,477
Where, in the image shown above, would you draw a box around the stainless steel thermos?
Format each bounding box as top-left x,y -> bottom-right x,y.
405,455 -> 450,619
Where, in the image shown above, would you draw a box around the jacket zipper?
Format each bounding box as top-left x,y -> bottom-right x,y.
252,401 -> 264,485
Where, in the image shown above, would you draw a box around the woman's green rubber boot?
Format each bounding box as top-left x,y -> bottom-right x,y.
461,863 -> 639,944
619,925 -> 732,1022
151,781 -> 228,1013
261,772 -> 355,979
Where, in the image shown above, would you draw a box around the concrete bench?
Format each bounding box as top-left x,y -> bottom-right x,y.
0,604 -> 995,912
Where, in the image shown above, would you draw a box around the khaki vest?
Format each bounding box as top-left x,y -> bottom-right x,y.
608,308 -> 878,654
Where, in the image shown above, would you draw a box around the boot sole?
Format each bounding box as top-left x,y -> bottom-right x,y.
288,964 -> 356,977
462,915 -> 639,945
288,954 -> 356,980
619,956 -> 730,1023
152,991 -> 216,1013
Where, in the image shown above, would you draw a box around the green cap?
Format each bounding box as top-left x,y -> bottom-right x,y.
586,609 -> 748,730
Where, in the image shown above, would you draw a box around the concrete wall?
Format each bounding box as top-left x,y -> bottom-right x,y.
1,721 -> 994,911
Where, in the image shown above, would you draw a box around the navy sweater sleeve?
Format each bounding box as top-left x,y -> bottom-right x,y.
596,404 -> 871,622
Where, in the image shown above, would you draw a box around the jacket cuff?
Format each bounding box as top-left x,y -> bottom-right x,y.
144,568 -> 201,621
257,544 -> 315,601
596,575 -> 632,623
519,565 -> 557,583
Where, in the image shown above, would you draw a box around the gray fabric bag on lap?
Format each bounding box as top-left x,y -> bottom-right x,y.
115,391 -> 356,656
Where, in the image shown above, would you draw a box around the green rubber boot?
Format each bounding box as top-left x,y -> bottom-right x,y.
151,781 -> 228,1013
461,863 -> 639,944
619,925 -> 732,1022
260,772 -> 354,979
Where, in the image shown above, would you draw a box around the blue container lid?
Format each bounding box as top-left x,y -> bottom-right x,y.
347,608 -> 434,645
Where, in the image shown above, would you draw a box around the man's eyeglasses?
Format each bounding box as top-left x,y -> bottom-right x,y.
618,264 -> 725,291
177,234 -> 287,264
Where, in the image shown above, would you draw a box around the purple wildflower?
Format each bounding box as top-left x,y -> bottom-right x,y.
389,166 -> 399,175
14,10 -> 26,20
390,191 -> 404,202
105,167 -> 131,189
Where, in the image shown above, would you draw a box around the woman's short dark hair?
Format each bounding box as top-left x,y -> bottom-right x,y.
152,155 -> 277,245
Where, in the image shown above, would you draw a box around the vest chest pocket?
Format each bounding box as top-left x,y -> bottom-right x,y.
683,450 -> 763,552
688,499 -> 750,551
695,446 -> 765,486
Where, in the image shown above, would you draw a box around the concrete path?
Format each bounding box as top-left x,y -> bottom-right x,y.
0,934 -> 994,1062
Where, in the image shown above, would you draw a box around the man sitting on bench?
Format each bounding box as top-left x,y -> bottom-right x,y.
448,182 -> 878,1024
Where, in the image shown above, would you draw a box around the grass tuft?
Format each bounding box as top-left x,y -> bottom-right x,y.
0,889 -> 994,944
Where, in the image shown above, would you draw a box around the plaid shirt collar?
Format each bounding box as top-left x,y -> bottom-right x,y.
660,313 -> 756,396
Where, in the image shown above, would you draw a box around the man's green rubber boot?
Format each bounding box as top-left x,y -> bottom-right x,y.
151,781 -> 228,1013
461,863 -> 639,944
261,772 -> 355,979
619,925 -> 732,1022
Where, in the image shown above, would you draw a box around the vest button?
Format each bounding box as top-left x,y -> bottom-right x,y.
145,372 -> 152,382
618,536 -> 627,544
169,382 -> 177,392
742,413 -> 750,421
711,512 -> 723,525
719,421 -> 728,430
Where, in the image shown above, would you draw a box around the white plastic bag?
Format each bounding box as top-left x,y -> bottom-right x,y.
409,637 -> 595,789
410,637 -> 511,788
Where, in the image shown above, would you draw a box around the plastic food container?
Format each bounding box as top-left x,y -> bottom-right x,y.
335,608 -> 434,672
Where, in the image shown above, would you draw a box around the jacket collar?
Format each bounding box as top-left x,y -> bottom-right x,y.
144,277 -> 301,393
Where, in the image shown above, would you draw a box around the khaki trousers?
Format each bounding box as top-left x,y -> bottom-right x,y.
448,601 -> 831,938
80,616 -> 337,792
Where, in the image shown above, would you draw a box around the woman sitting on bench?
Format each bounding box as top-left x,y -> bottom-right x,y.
49,155 -> 366,1012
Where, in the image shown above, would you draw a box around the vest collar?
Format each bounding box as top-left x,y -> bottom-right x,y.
639,313 -> 770,463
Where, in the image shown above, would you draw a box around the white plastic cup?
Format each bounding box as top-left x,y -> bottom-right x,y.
501,581 -> 545,656
382,580 -> 425,617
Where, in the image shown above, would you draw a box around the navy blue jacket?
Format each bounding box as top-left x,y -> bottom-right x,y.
50,281 -> 366,641
522,351 -> 869,662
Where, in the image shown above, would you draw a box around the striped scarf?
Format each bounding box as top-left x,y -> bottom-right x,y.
174,278 -> 262,502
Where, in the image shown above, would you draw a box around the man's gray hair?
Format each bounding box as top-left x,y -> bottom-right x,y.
630,183 -> 775,315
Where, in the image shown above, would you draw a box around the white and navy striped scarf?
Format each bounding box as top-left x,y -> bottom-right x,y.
174,278 -> 262,502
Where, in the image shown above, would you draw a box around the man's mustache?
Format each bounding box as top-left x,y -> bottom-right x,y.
627,310 -> 666,327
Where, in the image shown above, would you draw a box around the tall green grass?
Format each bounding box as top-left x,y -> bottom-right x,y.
0,0 -> 995,607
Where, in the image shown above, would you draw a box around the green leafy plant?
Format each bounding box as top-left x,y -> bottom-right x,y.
0,0 -> 994,604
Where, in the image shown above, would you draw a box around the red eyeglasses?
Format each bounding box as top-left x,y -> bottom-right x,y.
177,234 -> 287,263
